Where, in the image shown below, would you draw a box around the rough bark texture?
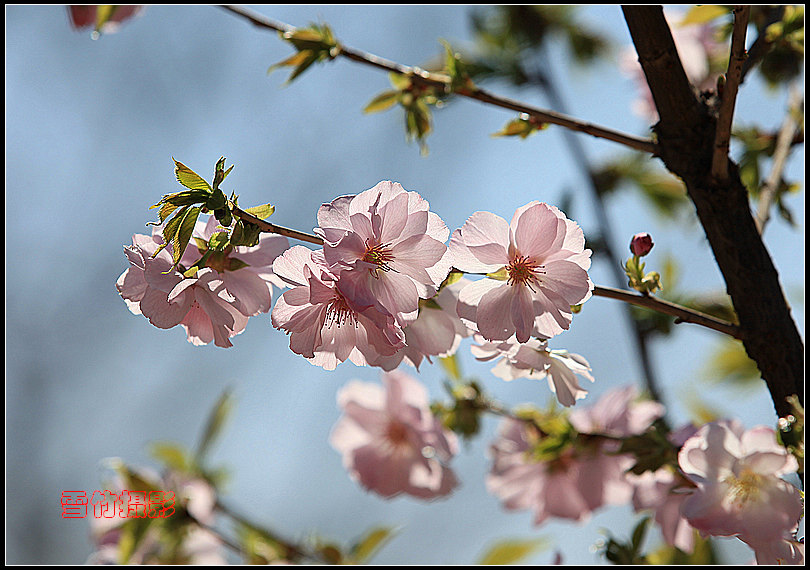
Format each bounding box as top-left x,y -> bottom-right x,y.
622,6 -> 804,419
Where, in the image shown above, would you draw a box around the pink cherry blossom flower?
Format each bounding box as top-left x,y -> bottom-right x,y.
315,181 -> 452,327
181,216 -> 290,317
745,532 -> 805,565
329,370 -> 459,499
450,201 -> 592,343
629,468 -> 696,554
373,277 -> 475,371
568,385 -> 665,438
68,5 -> 144,34
487,415 -> 634,525
470,334 -> 594,407
117,230 -> 250,348
271,245 -> 406,370
677,421 -> 803,546
87,466 -> 225,565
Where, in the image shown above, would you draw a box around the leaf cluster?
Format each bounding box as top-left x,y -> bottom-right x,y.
268,24 -> 340,83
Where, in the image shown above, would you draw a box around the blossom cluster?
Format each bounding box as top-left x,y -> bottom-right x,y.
330,373 -> 803,564
118,180 -> 594,405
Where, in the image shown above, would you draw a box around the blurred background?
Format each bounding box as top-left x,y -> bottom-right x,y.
6,5 -> 804,565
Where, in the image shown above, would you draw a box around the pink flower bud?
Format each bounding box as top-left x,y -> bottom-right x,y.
630,233 -> 654,257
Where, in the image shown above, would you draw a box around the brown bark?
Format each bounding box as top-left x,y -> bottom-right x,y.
621,6 -> 803,419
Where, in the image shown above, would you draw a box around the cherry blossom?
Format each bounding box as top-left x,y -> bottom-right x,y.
449,201 -> 592,343
117,230 -> 250,348
568,385 -> 665,438
329,370 -> 459,499
745,532 -> 805,565
470,334 -> 594,407
373,277 -> 474,371
87,466 -> 225,565
315,180 -> 452,327
620,8 -> 725,121
486,415 -> 634,525
271,245 -> 406,370
68,5 -> 144,34
677,421 -> 803,547
181,216 -> 290,317
628,468 -> 696,554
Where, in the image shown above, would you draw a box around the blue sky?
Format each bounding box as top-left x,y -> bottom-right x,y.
6,5 -> 804,564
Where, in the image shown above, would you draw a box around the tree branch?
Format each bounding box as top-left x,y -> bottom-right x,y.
592,286 -> 742,339
622,5 -> 804,418
219,4 -> 657,155
711,6 -> 750,181
755,83 -> 802,234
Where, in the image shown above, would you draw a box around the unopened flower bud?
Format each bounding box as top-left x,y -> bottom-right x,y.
630,233 -> 654,257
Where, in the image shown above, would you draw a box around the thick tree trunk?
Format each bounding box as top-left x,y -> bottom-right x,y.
621,6 -> 804,419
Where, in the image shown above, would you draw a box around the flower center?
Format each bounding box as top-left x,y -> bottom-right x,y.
724,468 -> 764,507
362,240 -> 395,274
507,255 -> 544,290
386,420 -> 410,446
325,294 -> 357,328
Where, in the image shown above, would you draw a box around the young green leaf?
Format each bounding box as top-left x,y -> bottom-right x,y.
196,389 -> 235,463
171,205 -> 203,269
478,537 -> 549,565
350,526 -> 398,563
363,90 -> 400,114
173,159 -> 213,192
243,203 -> 276,220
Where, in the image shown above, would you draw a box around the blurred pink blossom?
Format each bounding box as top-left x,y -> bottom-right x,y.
620,9 -> 726,122
271,245 -> 406,370
450,201 -> 592,343
629,468 -> 696,554
470,334 -> 594,407
87,466 -> 225,565
487,416 -> 633,525
677,421 -> 803,547
315,180 -> 452,327
68,5 -> 144,34
330,370 -> 459,499
568,385 -> 665,438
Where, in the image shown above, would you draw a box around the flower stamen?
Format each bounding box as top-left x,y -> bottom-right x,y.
507,255 -> 545,292
362,239 -> 395,275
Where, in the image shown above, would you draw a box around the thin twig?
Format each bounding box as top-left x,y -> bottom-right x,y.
219,4 -> 658,155
214,500 -> 327,563
755,83 -> 802,234
593,285 -> 743,339
232,205 -> 324,245
712,5 -> 750,181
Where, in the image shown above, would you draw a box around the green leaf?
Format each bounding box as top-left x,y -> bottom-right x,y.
491,117 -> 544,139
243,203 -> 276,220
151,204 -> 189,259
94,5 -> 118,32
171,205 -> 203,269
350,526 -> 398,563
478,537 -> 549,565
679,5 -> 729,26
173,159 -> 213,192
364,90 -> 400,114
196,389 -> 235,462
230,219 -> 261,247
149,441 -> 190,473
439,353 -> 462,381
